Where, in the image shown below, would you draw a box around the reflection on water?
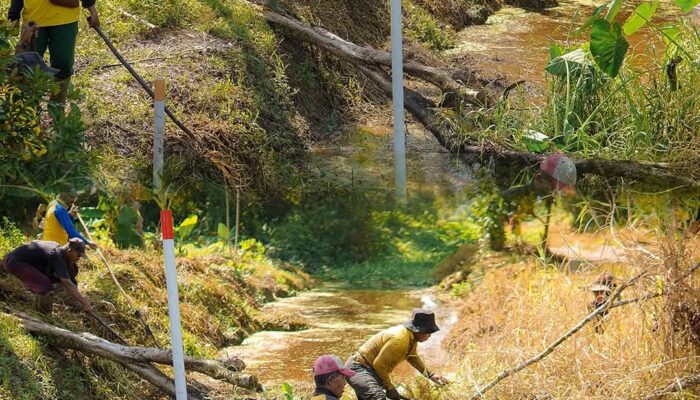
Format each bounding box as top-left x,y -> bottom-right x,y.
450,0 -> 694,88
223,288 -> 458,390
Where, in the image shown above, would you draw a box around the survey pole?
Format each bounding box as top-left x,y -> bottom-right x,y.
154,79 -> 188,399
391,0 -> 407,199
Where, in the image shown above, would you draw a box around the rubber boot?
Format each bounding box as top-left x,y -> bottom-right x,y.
48,77 -> 70,117
36,294 -> 54,314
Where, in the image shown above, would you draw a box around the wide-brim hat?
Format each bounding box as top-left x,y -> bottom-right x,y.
13,52 -> 60,76
403,309 -> 440,334
590,284 -> 612,293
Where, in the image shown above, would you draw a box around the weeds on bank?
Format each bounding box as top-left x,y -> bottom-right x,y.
447,20 -> 700,177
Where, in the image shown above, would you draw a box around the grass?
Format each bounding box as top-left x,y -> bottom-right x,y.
0,220 -> 311,399
446,20 -> 700,182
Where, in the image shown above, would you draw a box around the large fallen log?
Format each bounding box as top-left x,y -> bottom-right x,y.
256,3 -> 489,106
8,311 -> 260,396
253,4 -> 699,190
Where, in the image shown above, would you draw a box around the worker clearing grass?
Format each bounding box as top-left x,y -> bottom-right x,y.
346,309 -> 450,400
2,238 -> 92,314
42,191 -> 96,249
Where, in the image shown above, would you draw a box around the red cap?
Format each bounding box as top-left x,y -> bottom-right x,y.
313,355 -> 356,377
540,153 -> 577,190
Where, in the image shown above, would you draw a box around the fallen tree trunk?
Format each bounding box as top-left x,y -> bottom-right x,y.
258,4 -> 489,106
254,3 -> 699,190
9,311 -> 260,394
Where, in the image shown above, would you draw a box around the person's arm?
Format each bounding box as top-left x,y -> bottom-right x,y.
407,344 -> 450,385
54,204 -> 91,244
8,0 -> 23,22
372,337 -> 409,391
406,345 -> 428,375
60,278 -> 92,312
81,0 -> 100,28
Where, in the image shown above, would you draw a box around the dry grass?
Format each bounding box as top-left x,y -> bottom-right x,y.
437,231 -> 700,399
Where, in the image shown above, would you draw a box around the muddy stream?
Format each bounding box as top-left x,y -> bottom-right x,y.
223,288 -> 458,392
221,0 -> 699,393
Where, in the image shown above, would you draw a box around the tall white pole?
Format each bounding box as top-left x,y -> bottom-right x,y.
153,79 -> 165,191
391,0 -> 407,200
154,79 -> 188,399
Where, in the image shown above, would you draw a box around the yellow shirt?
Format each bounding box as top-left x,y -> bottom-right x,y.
23,0 -> 81,27
42,200 -> 69,244
354,325 -> 428,390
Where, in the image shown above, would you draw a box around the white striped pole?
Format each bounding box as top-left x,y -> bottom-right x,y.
153,78 -> 165,191
391,0 -> 407,200
154,79 -> 188,399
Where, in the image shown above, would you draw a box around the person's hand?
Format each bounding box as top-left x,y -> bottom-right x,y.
386,389 -> 401,400
88,242 -> 98,250
87,7 -> 100,29
430,373 -> 450,386
69,204 -> 79,217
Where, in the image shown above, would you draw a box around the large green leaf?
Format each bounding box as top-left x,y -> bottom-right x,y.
545,48 -> 592,76
623,2 -> 659,36
606,0 -> 623,21
575,4 -> 606,34
217,223 -> 229,240
590,19 -> 629,77
674,0 -> 700,12
177,214 -> 198,238
660,23 -> 681,45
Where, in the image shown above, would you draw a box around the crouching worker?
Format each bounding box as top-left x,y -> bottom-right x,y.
311,355 -> 356,399
2,238 -> 92,314
347,309 -> 449,400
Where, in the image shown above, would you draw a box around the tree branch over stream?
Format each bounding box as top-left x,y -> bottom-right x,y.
248,1 -> 699,190
469,261 -> 700,399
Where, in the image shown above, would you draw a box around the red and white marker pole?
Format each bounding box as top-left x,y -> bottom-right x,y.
154,79 -> 188,399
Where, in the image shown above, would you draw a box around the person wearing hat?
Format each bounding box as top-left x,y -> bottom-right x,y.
346,309 -> 449,400
7,0 -> 100,109
311,355 -> 356,400
42,191 -> 95,248
495,153 -> 577,250
589,272 -> 617,333
2,238 -> 92,314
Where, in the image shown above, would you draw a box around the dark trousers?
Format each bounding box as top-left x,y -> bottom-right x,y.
34,22 -> 78,80
346,361 -> 387,400
2,257 -> 53,295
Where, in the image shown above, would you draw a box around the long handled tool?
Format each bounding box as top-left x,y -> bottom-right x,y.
90,23 -> 197,142
89,310 -> 130,345
76,212 -> 161,348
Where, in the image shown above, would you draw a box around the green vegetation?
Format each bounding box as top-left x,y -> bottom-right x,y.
449,17 -> 699,176
0,219 -> 310,398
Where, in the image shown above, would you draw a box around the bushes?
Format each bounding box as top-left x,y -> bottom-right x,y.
0,28 -> 92,219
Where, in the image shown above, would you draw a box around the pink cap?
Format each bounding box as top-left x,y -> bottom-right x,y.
540,153 -> 577,190
313,355 -> 356,377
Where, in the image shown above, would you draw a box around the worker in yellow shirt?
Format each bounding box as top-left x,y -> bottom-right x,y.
347,309 -> 450,399
7,0 -> 100,110
42,191 -> 95,249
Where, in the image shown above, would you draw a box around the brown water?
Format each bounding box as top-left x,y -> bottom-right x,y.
222,287 -> 458,393
450,0 -> 699,87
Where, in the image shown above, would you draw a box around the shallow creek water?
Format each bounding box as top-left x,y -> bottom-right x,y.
223,288 -> 458,392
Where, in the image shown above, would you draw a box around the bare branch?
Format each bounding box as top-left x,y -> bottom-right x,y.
469,271 -> 647,399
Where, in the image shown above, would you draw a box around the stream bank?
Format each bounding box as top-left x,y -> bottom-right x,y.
223,287 -> 459,395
